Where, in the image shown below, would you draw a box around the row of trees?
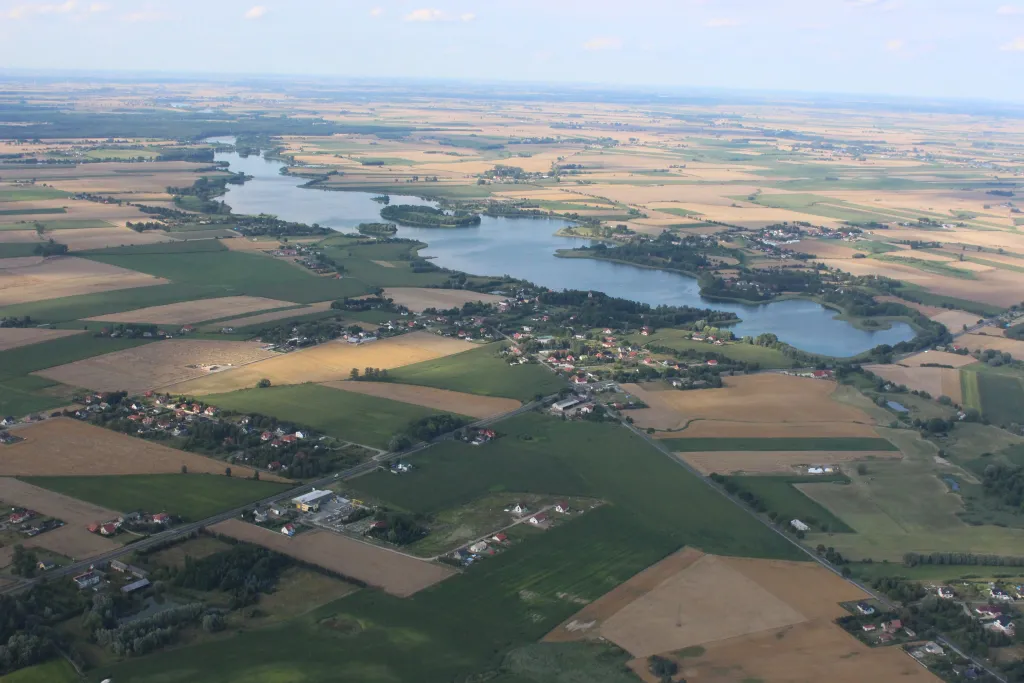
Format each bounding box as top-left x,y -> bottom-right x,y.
904,551 -> 1024,567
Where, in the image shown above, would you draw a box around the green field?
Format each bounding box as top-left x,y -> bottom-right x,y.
388,344 -> 566,401
965,366 -> 1024,428
81,240 -> 370,304
848,561 -> 1024,583
0,659 -> 79,683
0,243 -> 40,258
204,383 -> 460,449
23,473 -> 289,521
740,192 -> 901,224
727,475 -> 854,533
24,219 -> 112,230
97,415 -> 799,683
0,186 -> 68,202
893,284 -> 1004,317
661,436 -> 898,451
638,329 -> 796,368
0,207 -> 66,216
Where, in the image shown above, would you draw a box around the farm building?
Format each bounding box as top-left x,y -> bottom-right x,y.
292,489 -> 334,513
529,513 -> 548,526
73,571 -> 101,590
551,397 -> 581,413
790,519 -> 810,532
121,578 -> 151,594
281,523 -> 296,537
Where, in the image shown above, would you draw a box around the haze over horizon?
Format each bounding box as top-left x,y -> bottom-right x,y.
0,0 -> 1022,103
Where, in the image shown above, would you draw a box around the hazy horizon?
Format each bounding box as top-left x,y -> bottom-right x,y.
0,0 -> 1022,103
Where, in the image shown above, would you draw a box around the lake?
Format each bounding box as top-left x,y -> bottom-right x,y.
214,149 -> 915,357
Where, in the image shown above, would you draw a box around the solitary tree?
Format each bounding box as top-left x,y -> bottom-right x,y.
256,378 -> 271,389
181,464 -> 188,475
225,467 -> 232,477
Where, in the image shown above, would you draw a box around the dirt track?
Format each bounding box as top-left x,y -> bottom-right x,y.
211,519 -> 454,597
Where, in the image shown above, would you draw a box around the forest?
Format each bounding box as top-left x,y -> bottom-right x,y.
380,204 -> 482,228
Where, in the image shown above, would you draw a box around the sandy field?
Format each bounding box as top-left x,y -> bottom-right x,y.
0,230 -> 44,244
321,381 -> 520,418
0,256 -> 167,306
170,332 -> 472,395
680,450 -> 902,475
383,287 -> 505,313
622,375 -> 874,433
36,339 -> 276,394
0,418 -> 286,481
959,333 -> 1024,358
87,296 -> 298,325
211,519 -> 454,597
864,364 -> 963,403
51,226 -> 174,250
664,420 -> 880,439
203,301 -> 334,330
932,309 -> 984,331
599,554 -> 807,657
899,350 -> 978,368
0,327 -> 84,351
0,477 -> 121,559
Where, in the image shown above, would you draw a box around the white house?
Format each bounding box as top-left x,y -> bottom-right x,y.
790,519 -> 810,532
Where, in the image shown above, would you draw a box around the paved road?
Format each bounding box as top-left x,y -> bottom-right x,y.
0,393 -> 556,596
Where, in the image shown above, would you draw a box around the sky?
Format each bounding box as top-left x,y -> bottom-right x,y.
0,0 -> 1022,102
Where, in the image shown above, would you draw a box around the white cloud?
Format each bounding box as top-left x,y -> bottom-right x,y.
705,17 -> 740,28
7,1 -> 77,19
121,9 -> 166,22
89,2 -> 111,12
583,36 -> 622,51
369,7 -> 384,17
997,5 -> 1024,15
404,8 -> 444,22
460,12 -> 475,22
244,5 -> 267,19
1001,37 -> 1024,51
885,38 -> 905,51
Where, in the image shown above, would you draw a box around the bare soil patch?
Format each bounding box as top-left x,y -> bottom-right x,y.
680,450 -> 901,475
204,301 -> 334,330
321,381 -> 520,418
0,477 -> 121,559
171,332 -> 471,395
36,339 -> 276,394
623,374 -> 874,433
87,296 -> 298,325
0,327 -> 84,351
959,333 -> 1024,358
211,519 -> 454,597
0,256 -> 167,306
598,554 -> 806,657
383,287 -> 505,313
0,418 -> 285,481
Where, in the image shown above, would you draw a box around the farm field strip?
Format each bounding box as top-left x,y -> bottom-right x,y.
659,436 -> 897,451
0,256 -> 168,306
382,287 -> 506,313
200,300 -> 334,330
680,449 -> 902,475
85,295 -> 300,325
321,380 -> 521,419
0,327 -> 84,351
211,519 -> 455,597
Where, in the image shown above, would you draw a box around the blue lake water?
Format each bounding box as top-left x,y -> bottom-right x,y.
215,149 -> 915,357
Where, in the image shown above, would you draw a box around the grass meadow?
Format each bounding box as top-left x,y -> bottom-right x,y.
726,475 -> 855,533
0,659 -> 79,683
388,344 -> 566,401
636,329 -> 797,368
23,473 -> 288,521
204,383 -> 459,449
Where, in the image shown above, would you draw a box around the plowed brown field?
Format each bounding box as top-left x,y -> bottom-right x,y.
87,296 -> 298,325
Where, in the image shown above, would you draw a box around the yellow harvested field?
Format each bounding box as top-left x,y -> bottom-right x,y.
0,327 -> 84,351
170,332 -> 472,395
51,227 -> 174,250
622,375 -> 874,433
0,418 -> 286,480
321,381 -> 520,418
0,477 -> 122,559
0,230 -> 44,244
0,256 -> 167,306
949,260 -> 997,273
203,301 -> 334,330
900,350 -> 978,368
211,519 -> 454,597
959,333 -> 1024,357
793,239 -> 862,259
551,549 -> 939,683
663,420 -> 879,439
864,364 -> 963,403
383,287 -> 505,313
36,339 -> 277,394
87,296 -> 299,325
680,450 -> 901,476
931,309 -> 983,331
